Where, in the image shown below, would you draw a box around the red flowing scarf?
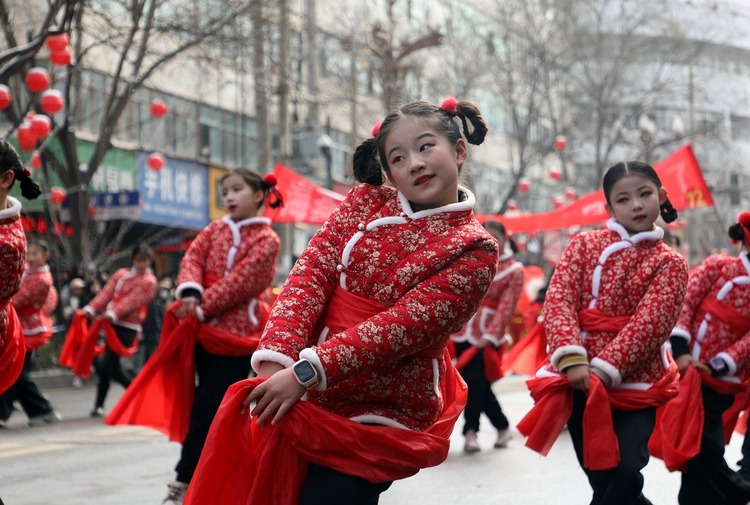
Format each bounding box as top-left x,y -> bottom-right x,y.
184,286 -> 467,504
16,306 -> 53,351
516,307 -> 679,470
105,301 -> 260,442
0,304 -> 25,395
58,312 -> 137,379
700,297 -> 750,336
502,322 -> 548,376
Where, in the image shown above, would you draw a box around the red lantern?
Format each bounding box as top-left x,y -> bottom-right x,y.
45,33 -> 69,52
88,204 -> 96,219
148,153 -> 165,171
150,100 -> 168,118
30,151 -> 42,169
25,67 -> 50,93
17,122 -> 37,152
49,47 -> 72,67
0,84 -> 11,110
668,222 -> 677,231
676,219 -> 687,230
30,114 -> 52,138
554,135 -> 567,151
49,187 -> 66,205
518,177 -> 531,193
552,195 -> 565,208
506,200 -> 519,211
549,167 -> 562,182
564,187 -> 577,200
40,89 -> 64,115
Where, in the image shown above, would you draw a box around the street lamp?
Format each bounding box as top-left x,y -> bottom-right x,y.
317,133 -> 333,189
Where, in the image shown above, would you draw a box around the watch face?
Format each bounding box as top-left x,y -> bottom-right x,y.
294,361 -> 316,382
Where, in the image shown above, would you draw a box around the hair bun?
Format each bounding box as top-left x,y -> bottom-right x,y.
262,173 -> 277,187
439,96 -> 459,115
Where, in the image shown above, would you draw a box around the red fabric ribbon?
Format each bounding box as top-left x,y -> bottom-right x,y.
105,302 -> 259,442
502,322 -> 548,376
0,304 -> 25,395
700,297 -> 750,336
184,352 -> 467,505
578,308 -> 631,333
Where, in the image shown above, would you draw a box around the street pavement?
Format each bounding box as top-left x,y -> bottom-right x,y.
1,372 -> 747,505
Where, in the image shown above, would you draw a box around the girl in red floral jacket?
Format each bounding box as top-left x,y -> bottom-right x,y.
666,211 -> 750,505
83,243 -> 157,416
451,220 -> 523,453
183,98 -> 499,505
518,161 -> 688,505
0,139 -> 41,398
0,240 -> 61,426
160,169 -> 282,505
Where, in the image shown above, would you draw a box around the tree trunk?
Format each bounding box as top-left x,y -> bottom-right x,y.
252,1 -> 271,170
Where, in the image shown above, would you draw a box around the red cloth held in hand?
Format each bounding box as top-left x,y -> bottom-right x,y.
0,305 -> 25,395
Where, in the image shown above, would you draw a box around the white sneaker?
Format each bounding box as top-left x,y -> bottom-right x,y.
162,481 -> 188,505
464,430 -> 481,453
494,428 -> 513,448
28,410 -> 63,427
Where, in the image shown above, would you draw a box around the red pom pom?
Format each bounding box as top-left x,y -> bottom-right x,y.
23,167 -> 31,177
263,173 -> 277,187
371,122 -> 382,138
738,211 -> 750,227
439,96 -> 459,114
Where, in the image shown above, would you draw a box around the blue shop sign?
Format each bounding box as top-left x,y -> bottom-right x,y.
137,152 -> 209,230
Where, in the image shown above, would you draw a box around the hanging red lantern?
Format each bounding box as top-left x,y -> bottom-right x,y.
17,122 -> 37,152
549,167 -> 562,182
148,153 -> 165,171
668,222 -> 677,231
554,135 -> 568,151
25,67 -> 50,93
506,200 -> 519,211
676,219 -> 687,230
552,195 -> 565,208
30,151 -> 42,169
150,99 -> 168,118
49,187 -> 66,205
88,204 -> 96,219
40,89 -> 64,115
0,84 -> 11,110
30,114 -> 52,138
49,47 -> 72,67
564,187 -> 577,200
518,177 -> 531,193
45,33 -> 69,52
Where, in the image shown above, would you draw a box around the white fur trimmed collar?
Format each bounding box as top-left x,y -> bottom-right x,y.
397,185 -> 475,219
222,215 -> 271,228
0,197 -> 22,221
607,218 -> 664,244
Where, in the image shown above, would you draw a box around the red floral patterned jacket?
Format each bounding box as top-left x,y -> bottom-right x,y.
253,184 -> 499,431
175,216 -> 280,337
84,268 -> 157,331
0,197 -> 26,346
12,265 -> 54,335
671,252 -> 750,381
543,220 -> 688,387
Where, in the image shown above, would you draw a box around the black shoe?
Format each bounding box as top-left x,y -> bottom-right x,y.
90,407 -> 104,418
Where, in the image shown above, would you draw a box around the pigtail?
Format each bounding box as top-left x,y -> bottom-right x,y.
352,138 -> 384,186
456,102 -> 488,146
728,224 -> 746,244
261,173 -> 284,209
659,198 -> 678,223
508,236 -> 519,254
17,167 -> 42,200
728,211 -> 750,245
0,139 -> 41,199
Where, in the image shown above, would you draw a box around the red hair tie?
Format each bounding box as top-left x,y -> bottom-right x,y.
371,122 -> 382,138
738,211 -> 750,245
22,167 -> 31,177
262,173 -> 277,187
439,96 -> 459,115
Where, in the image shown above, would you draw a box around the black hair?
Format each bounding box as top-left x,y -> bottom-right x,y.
602,161 -> 678,223
28,239 -> 50,253
728,215 -> 750,245
220,168 -> 283,209
0,139 -> 42,199
352,99 -> 489,186
131,243 -> 155,263
483,219 -> 519,253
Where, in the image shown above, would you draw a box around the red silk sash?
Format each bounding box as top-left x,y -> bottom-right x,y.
322,287 -> 447,359
105,302 -> 259,442
184,357 -> 466,505
58,312 -> 137,379
0,304 -> 25,395
517,308 -> 679,470
502,322 -> 548,376
700,297 -> 750,336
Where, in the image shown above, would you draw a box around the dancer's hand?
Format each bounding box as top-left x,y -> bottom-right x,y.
242,368 -> 305,426
174,297 -> 198,319
675,354 -> 692,376
565,364 -> 590,392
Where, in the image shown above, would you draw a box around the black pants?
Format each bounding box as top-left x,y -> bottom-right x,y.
679,385 -> 750,505
92,325 -> 137,409
456,343 -> 508,434
175,344 -> 251,483
568,390 -> 655,505
298,463 -> 393,505
0,351 -> 54,420
737,411 -> 750,483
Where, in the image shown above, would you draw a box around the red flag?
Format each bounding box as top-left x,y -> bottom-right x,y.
263,164 -> 345,225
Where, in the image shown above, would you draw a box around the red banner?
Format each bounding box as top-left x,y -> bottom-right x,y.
478,144 -> 713,233
263,164 -> 345,225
